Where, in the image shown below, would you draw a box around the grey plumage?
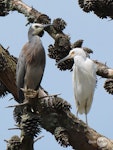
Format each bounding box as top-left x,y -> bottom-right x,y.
16,23 -> 49,103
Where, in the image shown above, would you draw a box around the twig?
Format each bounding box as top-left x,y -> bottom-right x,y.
34,136 -> 44,143
8,127 -> 20,130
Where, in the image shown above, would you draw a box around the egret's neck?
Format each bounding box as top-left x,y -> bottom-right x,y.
79,51 -> 87,59
74,55 -> 86,63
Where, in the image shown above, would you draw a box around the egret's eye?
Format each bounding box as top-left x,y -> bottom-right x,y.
71,51 -> 75,55
35,25 -> 39,28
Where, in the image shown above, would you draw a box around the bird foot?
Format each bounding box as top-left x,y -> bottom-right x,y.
21,88 -> 38,98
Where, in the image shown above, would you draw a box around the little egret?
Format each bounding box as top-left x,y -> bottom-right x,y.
57,48 -> 97,124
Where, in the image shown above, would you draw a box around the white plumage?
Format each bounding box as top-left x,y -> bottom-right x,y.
57,48 -> 97,124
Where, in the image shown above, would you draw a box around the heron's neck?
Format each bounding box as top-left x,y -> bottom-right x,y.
28,35 -> 40,43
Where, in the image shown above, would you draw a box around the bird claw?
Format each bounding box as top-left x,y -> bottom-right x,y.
20,88 -> 38,98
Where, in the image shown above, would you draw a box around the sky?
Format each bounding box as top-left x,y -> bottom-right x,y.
0,0 -> 113,149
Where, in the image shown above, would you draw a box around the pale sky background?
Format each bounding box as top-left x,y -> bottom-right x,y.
0,0 -> 113,149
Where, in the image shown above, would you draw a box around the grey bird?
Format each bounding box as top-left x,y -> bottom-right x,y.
16,23 -> 50,103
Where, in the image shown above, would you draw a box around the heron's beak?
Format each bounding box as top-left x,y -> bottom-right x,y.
56,54 -> 71,65
43,24 -> 51,29
33,24 -> 51,35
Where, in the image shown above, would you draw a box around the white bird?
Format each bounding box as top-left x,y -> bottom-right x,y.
57,48 -> 97,124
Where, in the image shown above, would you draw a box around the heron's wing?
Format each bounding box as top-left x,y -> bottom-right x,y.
24,36 -> 46,90
16,44 -> 28,102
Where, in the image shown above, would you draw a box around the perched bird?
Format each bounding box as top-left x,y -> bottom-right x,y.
57,48 -> 97,124
16,23 -> 50,103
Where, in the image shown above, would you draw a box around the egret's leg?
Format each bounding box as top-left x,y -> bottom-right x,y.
76,109 -> 78,117
85,102 -> 88,125
85,114 -> 88,125
76,102 -> 80,118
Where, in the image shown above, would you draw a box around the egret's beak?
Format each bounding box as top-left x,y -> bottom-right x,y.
56,54 -> 71,65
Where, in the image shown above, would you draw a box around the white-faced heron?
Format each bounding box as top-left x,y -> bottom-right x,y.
16,23 -> 50,103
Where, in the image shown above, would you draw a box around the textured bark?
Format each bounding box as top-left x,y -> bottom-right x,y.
1,45 -> 113,149
0,45 -> 17,100
21,136 -> 33,150
94,60 -> 113,79
0,0 -> 50,23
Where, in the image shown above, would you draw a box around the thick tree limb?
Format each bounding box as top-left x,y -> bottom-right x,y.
0,0 -> 51,23
1,45 -> 113,149
0,45 -> 17,100
94,60 -> 113,79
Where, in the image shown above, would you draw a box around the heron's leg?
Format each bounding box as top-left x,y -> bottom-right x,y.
35,90 -> 39,98
24,85 -> 27,101
22,88 -> 38,99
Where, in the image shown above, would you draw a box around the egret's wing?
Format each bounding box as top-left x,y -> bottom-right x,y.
73,57 -> 96,114
85,58 -> 97,77
76,57 -> 97,80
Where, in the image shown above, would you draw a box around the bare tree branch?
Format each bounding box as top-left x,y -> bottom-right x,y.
0,45 -> 17,100
94,60 -> 113,79
0,0 -> 50,23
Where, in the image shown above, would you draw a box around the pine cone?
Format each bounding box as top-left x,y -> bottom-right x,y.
104,79 -> 113,95
53,97 -> 71,112
0,0 -> 10,16
13,106 -> 23,124
20,113 -> 41,137
6,136 -> 21,150
71,39 -> 84,48
54,127 -> 70,147
53,18 -> 67,32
